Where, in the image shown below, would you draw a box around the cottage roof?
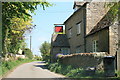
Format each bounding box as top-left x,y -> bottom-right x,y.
86,8 -> 113,37
51,34 -> 70,47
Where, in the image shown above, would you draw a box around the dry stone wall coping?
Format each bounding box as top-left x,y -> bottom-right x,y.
60,52 -> 108,58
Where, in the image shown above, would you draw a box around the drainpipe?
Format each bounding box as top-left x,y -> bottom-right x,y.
83,4 -> 87,52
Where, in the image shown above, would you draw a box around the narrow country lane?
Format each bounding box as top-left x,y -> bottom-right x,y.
5,61 -> 65,78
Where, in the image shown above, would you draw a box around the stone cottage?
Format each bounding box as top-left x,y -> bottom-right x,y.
51,34 -> 70,62
51,1 -> 119,69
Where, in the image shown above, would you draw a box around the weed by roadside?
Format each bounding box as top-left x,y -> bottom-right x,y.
47,62 -> 120,78
0,58 -> 35,77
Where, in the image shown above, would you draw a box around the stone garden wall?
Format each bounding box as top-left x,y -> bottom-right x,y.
59,52 -> 108,69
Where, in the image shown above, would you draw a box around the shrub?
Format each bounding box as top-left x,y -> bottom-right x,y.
23,48 -> 33,59
49,63 -> 59,72
18,57 -> 24,61
47,62 -> 107,78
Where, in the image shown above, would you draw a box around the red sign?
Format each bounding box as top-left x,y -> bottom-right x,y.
55,26 -> 63,32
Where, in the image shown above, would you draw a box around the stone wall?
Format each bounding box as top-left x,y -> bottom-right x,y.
86,2 -> 109,35
59,52 -> 108,69
86,28 -> 109,53
118,6 -> 120,71
109,21 -> 119,56
64,5 -> 86,54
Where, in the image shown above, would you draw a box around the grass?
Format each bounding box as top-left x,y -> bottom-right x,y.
0,58 -> 35,77
47,62 -> 120,78
116,71 -> 120,77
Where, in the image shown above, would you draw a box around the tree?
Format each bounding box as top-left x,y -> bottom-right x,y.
7,17 -> 33,54
105,2 -> 119,22
23,48 -> 33,59
2,2 -> 52,57
39,41 -> 51,61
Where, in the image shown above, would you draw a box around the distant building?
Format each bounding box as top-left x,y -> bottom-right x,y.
51,34 -> 70,62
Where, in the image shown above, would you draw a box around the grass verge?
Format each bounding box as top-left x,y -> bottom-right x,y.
0,58 -> 35,77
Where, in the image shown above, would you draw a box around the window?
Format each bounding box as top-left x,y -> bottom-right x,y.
61,48 -> 70,55
76,47 -> 81,53
68,28 -> 72,38
93,40 -> 98,52
76,22 -> 81,34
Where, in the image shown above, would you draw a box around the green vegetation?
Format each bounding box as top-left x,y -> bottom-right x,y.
47,62 -> 120,78
116,71 -> 120,77
34,55 -> 42,61
1,2 -> 52,57
39,41 -> 51,62
0,58 -> 35,77
23,48 -> 33,59
105,2 -> 119,22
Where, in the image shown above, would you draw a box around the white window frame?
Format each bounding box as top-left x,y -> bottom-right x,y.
93,40 -> 98,52
68,28 -> 72,38
77,22 -> 81,34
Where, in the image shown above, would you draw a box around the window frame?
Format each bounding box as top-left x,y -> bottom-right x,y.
93,40 -> 98,52
76,21 -> 82,35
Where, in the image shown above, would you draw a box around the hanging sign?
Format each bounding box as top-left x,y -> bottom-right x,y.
55,26 -> 63,32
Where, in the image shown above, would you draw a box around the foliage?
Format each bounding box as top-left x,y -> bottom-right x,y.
34,55 -> 42,60
7,17 -> 33,54
23,48 -> 33,59
39,41 -> 51,62
2,2 -> 52,57
0,59 -> 34,76
48,63 -> 107,78
105,2 -> 120,22
116,71 -> 120,77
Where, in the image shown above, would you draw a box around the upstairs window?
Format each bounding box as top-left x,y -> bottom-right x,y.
68,28 -> 72,38
93,40 -> 98,52
76,22 -> 81,35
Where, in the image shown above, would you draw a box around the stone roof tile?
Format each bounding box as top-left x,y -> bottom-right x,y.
51,34 -> 70,47
86,8 -> 113,36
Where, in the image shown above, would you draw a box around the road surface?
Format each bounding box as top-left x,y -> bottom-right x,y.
5,61 -> 65,78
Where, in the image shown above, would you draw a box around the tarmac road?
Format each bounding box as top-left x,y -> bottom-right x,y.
5,61 -> 65,78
